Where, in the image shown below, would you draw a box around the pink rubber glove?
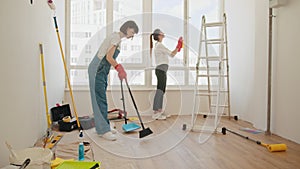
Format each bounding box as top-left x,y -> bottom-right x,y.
176,37 -> 183,52
115,64 -> 127,80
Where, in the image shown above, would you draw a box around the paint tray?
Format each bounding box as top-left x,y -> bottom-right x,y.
122,122 -> 141,132
56,161 -> 100,169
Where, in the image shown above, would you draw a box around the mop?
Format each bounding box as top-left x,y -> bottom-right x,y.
120,80 -> 141,132
222,127 -> 287,152
125,80 -> 153,138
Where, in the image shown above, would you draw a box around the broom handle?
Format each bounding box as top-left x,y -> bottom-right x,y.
125,79 -> 146,129
120,80 -> 128,124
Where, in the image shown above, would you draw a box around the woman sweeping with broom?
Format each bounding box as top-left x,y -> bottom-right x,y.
88,21 -> 139,141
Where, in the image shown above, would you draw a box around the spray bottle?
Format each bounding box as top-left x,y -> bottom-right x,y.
78,130 -> 84,161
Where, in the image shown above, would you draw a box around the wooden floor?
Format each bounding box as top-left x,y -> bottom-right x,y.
53,115 -> 300,169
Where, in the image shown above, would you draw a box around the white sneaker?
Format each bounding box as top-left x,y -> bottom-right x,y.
152,112 -> 167,120
162,112 -> 171,118
110,122 -> 117,134
99,131 -> 117,141
111,128 -> 117,134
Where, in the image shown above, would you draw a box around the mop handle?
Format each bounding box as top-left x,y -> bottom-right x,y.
120,80 -> 128,124
125,79 -> 146,129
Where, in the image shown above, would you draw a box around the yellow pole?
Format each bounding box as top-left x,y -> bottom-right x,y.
39,43 -> 52,128
53,17 -> 81,128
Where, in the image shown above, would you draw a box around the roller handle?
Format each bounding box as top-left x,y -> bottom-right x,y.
39,43 -> 43,54
53,16 -> 58,29
223,127 -> 257,143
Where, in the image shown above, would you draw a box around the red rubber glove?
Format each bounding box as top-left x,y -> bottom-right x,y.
115,64 -> 127,80
176,37 -> 183,52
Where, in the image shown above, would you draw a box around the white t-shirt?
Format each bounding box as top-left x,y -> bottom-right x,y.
154,42 -> 172,65
97,32 -> 121,60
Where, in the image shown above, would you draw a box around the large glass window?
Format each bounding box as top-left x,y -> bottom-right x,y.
110,0 -> 144,86
69,0 -> 107,86
67,0 -> 223,88
152,0 -> 184,86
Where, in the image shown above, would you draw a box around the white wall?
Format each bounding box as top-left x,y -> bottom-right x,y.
225,0 -> 300,143
225,0 -> 257,123
272,0 -> 300,143
0,0 -> 65,166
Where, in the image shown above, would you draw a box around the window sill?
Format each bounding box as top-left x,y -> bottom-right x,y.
64,86 -> 196,92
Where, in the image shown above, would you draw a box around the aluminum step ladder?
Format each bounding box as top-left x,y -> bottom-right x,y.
191,13 -> 232,133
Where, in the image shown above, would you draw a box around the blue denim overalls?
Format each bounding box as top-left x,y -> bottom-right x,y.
88,49 -> 120,135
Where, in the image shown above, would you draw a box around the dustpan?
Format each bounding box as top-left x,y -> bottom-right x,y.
120,80 -> 141,132
122,122 -> 141,132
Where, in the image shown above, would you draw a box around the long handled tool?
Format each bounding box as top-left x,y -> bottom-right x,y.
47,0 -> 81,130
120,80 -> 141,132
39,43 -> 53,144
125,80 -> 153,138
52,16 -> 81,130
48,0 -> 81,130
39,43 -> 63,149
222,127 -> 287,152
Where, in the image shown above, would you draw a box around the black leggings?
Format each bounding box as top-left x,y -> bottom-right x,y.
153,64 -> 168,111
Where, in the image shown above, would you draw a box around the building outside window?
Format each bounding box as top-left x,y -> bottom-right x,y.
67,0 -> 223,88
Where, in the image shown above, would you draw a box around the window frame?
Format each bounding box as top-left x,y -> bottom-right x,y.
65,0 -> 224,90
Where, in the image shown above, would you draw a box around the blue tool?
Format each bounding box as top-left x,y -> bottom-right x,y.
120,80 -> 141,132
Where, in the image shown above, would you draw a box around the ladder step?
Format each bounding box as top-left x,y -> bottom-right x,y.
201,38 -> 224,42
211,104 -> 229,108
197,74 -> 228,77
208,90 -> 228,93
196,92 -> 217,96
197,67 -> 219,70
198,57 -> 228,61
203,22 -> 224,27
196,90 -> 228,93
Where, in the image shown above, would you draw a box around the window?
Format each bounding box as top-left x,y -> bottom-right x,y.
152,0 -> 184,86
67,0 -> 223,88
110,0 -> 144,86
69,0 -> 107,86
188,0 -> 223,85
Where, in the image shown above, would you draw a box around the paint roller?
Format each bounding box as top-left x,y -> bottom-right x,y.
47,0 -> 82,130
222,127 -> 287,152
47,0 -> 56,10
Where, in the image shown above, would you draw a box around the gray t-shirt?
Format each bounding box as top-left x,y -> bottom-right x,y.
97,32 -> 121,60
